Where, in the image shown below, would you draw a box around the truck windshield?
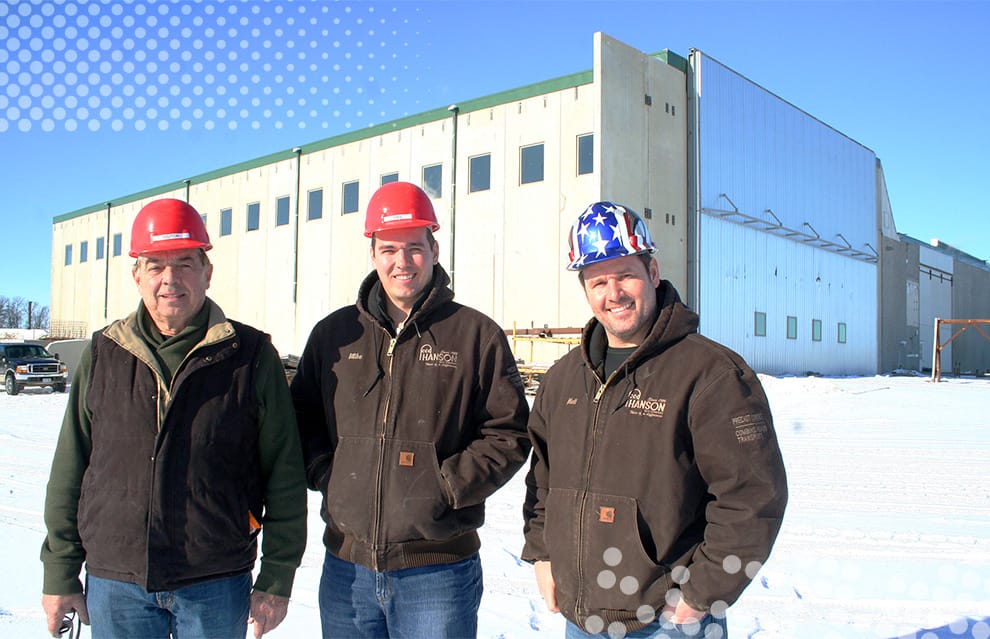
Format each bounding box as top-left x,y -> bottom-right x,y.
5,345 -> 49,358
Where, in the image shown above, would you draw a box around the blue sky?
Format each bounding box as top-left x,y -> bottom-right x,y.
2,0 -> 988,309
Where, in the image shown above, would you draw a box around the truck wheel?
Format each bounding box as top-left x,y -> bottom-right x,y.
5,374 -> 18,396
54,382 -> 67,393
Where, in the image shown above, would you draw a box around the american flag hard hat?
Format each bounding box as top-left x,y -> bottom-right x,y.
566,202 -> 656,271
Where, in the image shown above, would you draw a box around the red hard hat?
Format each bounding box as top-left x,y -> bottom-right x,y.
129,199 -> 212,257
364,182 -> 440,238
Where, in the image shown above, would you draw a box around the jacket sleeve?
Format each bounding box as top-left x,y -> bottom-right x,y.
253,340 -> 308,598
681,363 -> 788,611
290,324 -> 334,492
40,344 -> 93,595
520,378 -> 550,563
438,327 -> 532,510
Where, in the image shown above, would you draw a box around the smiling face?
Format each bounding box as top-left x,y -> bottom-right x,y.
371,226 -> 439,321
132,248 -> 213,336
581,254 -> 660,348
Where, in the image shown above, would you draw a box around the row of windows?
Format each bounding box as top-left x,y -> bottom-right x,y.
208,135 -> 593,236
63,135 -> 595,261
64,234 -> 123,265
754,312 -> 847,343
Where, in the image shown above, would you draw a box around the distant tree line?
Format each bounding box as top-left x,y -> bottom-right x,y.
0,295 -> 50,330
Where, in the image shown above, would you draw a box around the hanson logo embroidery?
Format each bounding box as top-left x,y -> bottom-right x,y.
418,344 -> 459,369
624,388 -> 666,418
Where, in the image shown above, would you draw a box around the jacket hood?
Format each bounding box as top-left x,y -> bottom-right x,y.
581,279 -> 699,378
355,264 -> 454,333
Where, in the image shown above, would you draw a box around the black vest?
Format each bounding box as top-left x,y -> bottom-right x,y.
80,321 -> 265,591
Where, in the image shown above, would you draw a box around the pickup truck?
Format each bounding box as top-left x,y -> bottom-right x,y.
1,342 -> 69,395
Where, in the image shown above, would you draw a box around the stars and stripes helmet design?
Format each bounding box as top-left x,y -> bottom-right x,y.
566,201 -> 656,271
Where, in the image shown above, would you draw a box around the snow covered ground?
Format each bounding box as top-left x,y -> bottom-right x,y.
2,374 -> 988,638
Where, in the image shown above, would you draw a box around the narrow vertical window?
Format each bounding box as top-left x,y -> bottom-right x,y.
276,195 -> 290,226
786,316 -> 798,340
812,319 -> 823,342
837,322 -> 847,344
754,311 -> 767,337
220,208 -> 232,236
308,188 -> 323,220
577,134 -> 593,175
112,233 -> 122,257
422,164 -> 442,199
469,154 -> 491,193
342,181 -> 360,214
246,202 -> 260,231
96,237 -> 105,260
64,244 -> 72,266
521,143 -> 544,184
381,172 -> 399,186
79,241 -> 88,263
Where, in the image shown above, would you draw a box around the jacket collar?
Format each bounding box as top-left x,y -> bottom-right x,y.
103,297 -> 237,375
356,264 -> 454,334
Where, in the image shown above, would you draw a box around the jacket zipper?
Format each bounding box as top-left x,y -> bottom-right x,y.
372,330 -> 399,571
576,371 -> 607,620
146,342 -> 223,587
145,367 -> 167,588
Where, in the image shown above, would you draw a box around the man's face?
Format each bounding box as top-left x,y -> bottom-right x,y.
371,227 -> 438,314
581,255 -> 660,347
132,248 -> 212,336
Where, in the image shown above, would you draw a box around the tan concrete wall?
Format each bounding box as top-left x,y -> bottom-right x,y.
597,32 -> 688,294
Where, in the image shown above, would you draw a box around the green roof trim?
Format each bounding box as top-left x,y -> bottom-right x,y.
53,49 -> 688,225
651,49 -> 688,74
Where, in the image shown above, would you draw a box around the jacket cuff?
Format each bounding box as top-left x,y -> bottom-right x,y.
42,563 -> 84,596
253,562 -> 296,599
679,587 -> 711,613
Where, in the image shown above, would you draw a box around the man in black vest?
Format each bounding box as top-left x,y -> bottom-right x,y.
41,199 -> 307,639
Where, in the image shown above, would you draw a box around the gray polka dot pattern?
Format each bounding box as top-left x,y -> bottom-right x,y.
0,0 -> 422,133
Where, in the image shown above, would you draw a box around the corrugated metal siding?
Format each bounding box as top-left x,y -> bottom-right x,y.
700,218 -> 877,375
918,245 -> 954,370
694,53 -> 878,374
698,55 -> 876,252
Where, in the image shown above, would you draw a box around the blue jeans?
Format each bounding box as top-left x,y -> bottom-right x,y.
319,550 -> 483,639
86,573 -> 251,639
565,612 -> 728,639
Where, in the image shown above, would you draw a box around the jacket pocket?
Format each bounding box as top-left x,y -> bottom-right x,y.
580,492 -> 671,616
325,435 -> 378,541
543,488 -> 582,617
379,438 -> 453,543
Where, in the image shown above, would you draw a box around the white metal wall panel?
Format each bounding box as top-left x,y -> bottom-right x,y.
918,245 -> 953,371
693,53 -> 878,374
700,218 -> 876,375
696,54 -> 876,256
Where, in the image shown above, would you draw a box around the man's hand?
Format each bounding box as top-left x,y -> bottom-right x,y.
534,560 -> 558,613
248,590 -> 289,638
42,593 -> 89,638
661,596 -> 706,625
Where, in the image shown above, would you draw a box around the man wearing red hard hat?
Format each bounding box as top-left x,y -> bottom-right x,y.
41,198 -> 307,639
291,182 -> 531,638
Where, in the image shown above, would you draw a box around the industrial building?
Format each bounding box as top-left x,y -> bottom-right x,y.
50,33 -> 990,376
